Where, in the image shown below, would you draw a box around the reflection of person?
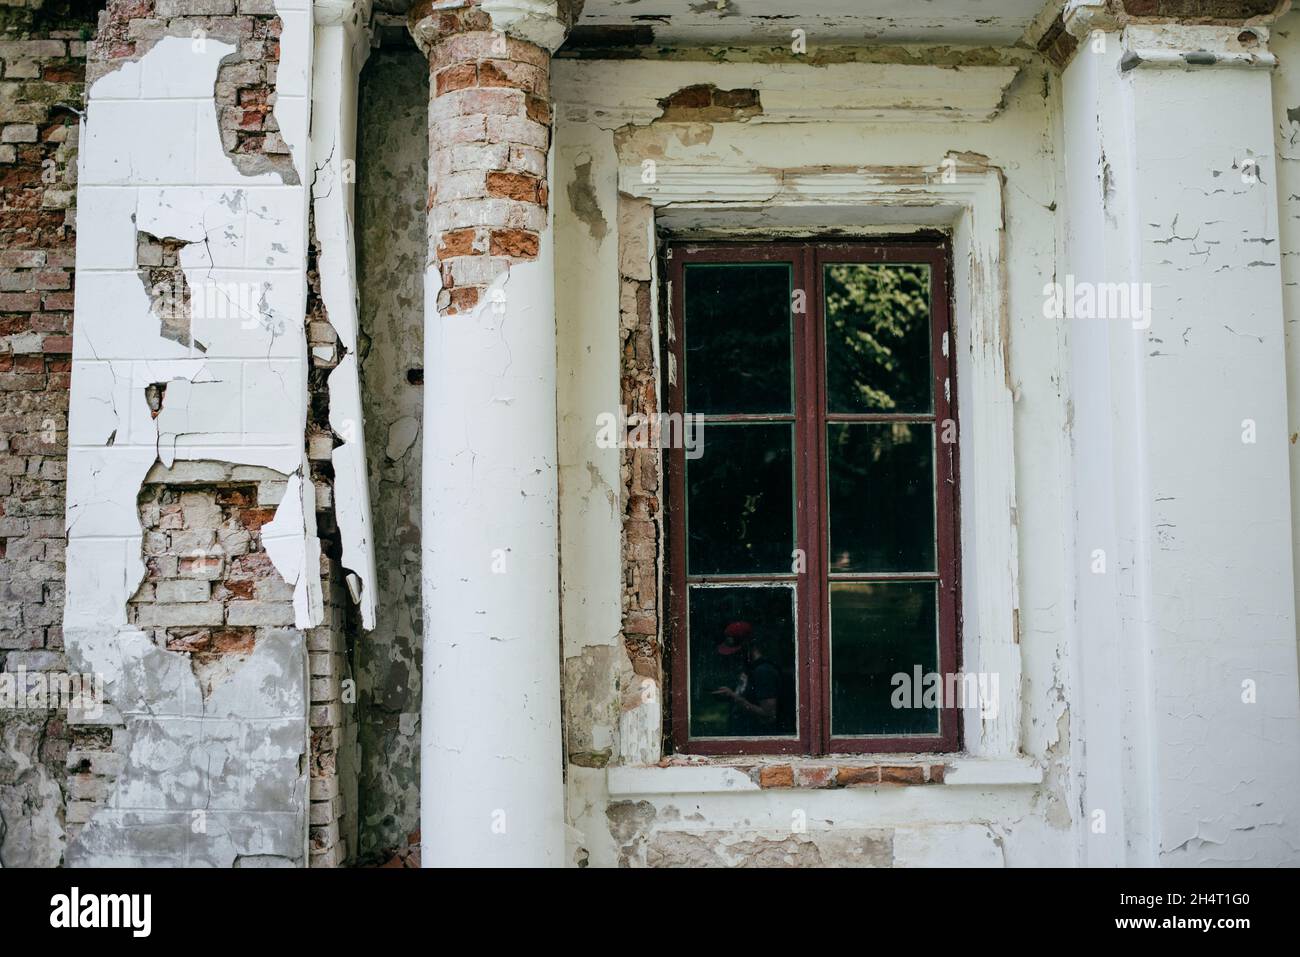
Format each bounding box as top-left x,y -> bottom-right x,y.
712,620 -> 780,734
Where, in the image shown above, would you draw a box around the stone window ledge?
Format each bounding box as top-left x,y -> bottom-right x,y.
606,757 -> 1042,797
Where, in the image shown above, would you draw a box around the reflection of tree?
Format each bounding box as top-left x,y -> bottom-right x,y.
825,264 -> 930,412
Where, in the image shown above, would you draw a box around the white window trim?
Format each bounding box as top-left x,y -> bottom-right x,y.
619,163 -> 1022,761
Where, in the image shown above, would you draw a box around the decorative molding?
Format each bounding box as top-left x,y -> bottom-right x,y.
1120,24 -> 1276,70
553,60 -> 1022,126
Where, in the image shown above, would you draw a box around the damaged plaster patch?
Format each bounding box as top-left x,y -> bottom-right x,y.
0,718 -> 66,867
137,231 -> 203,351
65,627 -> 306,867
87,2 -> 301,184
164,626 -> 256,698
385,416 -> 419,462
655,83 -> 762,123
567,154 -> 609,241
262,470 -> 325,629
563,644 -> 620,767
606,798 -> 895,868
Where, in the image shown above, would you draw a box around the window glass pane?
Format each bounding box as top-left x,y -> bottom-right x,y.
687,423 -> 794,575
824,262 -> 932,413
827,422 -> 935,573
684,263 -> 792,414
688,585 -> 797,739
830,582 -> 939,737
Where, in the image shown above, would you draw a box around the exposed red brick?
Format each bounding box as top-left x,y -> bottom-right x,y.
477,58 -> 547,96
234,506 -> 278,531
836,766 -> 881,787
215,485 -> 258,507
656,84 -> 762,122
759,765 -> 794,788
229,551 -> 277,580
456,87 -> 525,116
795,765 -> 836,789
623,610 -> 656,635
928,764 -> 946,784
525,93 -> 551,125
212,579 -> 255,601
435,61 -> 477,95
659,84 -> 712,110
448,286 -> 480,313
165,627 -> 256,659
42,292 -> 74,312
880,765 -> 926,786
0,0 -> 98,865
485,171 -> 541,203
714,88 -> 761,110
437,228 -> 478,259
488,228 -> 538,258
178,555 -> 223,577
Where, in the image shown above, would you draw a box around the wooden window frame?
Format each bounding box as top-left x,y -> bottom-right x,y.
664,239 -> 961,756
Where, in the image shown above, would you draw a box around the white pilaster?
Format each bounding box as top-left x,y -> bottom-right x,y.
1062,8 -> 1300,866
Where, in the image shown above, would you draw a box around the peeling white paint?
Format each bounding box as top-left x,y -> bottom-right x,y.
1061,15 -> 1300,866
553,59 -> 1021,127
63,1 -> 318,866
311,0 -> 379,630
575,0 -> 1048,48
263,470 -> 325,628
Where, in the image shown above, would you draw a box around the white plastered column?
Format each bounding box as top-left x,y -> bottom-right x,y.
1061,4 -> 1300,865
415,4 -> 573,868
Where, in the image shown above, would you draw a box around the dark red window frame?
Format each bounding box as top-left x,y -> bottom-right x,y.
664,240 -> 961,756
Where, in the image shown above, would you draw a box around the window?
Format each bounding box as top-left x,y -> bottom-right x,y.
665,241 -> 960,755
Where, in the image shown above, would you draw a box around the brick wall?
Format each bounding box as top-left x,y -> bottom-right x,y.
0,0 -> 95,869
616,198 -> 661,694
63,464 -> 299,844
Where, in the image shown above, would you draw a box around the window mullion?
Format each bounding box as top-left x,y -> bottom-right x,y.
803,242 -> 829,756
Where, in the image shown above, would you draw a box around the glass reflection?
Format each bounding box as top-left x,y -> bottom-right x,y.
689,585 -> 798,739
827,422 -> 935,573
824,263 -> 932,413
687,423 -> 794,575
830,581 -> 939,736
684,263 -> 793,414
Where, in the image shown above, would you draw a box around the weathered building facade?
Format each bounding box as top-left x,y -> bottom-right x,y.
2,0 -> 1299,867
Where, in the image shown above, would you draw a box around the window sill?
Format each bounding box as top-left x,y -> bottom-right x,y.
605,756 -> 1042,797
